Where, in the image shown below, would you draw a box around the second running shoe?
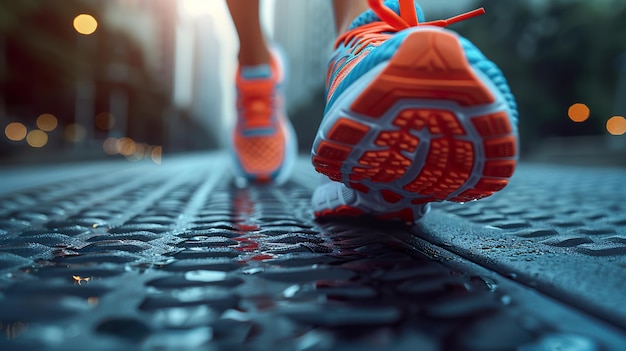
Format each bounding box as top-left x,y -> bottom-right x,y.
312,0 -> 519,223
231,50 -> 297,185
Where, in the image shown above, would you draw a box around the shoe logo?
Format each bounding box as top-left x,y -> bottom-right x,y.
416,50 -> 447,72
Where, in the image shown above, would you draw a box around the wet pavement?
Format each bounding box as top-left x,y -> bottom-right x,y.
0,152 -> 625,350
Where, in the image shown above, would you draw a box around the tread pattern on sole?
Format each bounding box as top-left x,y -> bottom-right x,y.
314,29 -> 517,217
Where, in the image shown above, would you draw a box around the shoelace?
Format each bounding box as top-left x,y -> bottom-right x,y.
336,0 -> 485,52
239,89 -> 276,128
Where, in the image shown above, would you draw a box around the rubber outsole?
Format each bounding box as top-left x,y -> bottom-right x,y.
313,28 -> 517,222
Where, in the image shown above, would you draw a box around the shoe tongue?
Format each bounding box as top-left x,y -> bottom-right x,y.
348,0 -> 425,30
240,64 -> 272,80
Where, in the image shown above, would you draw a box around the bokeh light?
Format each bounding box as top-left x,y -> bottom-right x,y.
568,103 -> 590,122
102,137 -> 119,155
132,142 -> 148,159
606,116 -> 626,136
5,122 -> 27,141
73,14 -> 98,35
103,136 -> 161,162
26,130 -> 48,148
125,142 -> 148,162
64,124 -> 87,142
36,114 -> 58,132
151,146 -> 162,164
116,137 -> 136,156
95,112 -> 115,130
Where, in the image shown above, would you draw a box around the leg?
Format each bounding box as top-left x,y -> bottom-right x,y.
331,0 -> 370,34
227,0 -> 297,185
226,0 -> 270,66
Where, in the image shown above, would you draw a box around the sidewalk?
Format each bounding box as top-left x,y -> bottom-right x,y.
0,152 -> 625,350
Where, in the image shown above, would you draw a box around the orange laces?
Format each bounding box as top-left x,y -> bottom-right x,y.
336,0 -> 485,51
239,89 -> 275,128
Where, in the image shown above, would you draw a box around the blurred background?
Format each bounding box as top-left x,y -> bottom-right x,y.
0,0 -> 624,167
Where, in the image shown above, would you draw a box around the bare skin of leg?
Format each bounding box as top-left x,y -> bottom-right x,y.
228,0 -> 369,64
332,0 -> 371,35
226,0 -> 271,66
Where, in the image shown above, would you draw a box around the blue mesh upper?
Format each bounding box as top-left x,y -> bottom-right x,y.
459,37 -> 519,124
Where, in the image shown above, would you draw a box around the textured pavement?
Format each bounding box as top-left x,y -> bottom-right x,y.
0,152 -> 625,351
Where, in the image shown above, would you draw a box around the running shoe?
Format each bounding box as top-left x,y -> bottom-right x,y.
231,50 -> 297,184
312,0 -> 519,223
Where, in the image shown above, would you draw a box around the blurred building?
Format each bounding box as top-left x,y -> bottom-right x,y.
174,1 -> 236,149
272,0 -> 334,112
100,0 -> 178,146
0,0 -> 231,163
104,0 -> 177,97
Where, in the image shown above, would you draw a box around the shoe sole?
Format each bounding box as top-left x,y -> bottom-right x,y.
312,28 -> 517,219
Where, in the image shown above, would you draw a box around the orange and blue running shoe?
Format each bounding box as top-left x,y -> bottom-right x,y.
312,0 -> 519,223
231,50 -> 297,184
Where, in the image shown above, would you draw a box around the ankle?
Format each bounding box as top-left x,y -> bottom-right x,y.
333,0 -> 370,34
238,46 -> 271,67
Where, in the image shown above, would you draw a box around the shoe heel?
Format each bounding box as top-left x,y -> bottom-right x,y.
350,28 -> 497,117
318,28 -> 518,203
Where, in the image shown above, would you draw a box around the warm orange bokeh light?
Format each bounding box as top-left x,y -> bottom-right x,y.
73,14 -> 98,35
116,137 -> 136,156
5,122 -> 27,141
26,130 -> 48,148
568,103 -> 590,122
606,116 -> 626,136
37,114 -> 58,132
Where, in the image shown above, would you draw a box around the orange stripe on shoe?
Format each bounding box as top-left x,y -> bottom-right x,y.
326,54 -> 368,104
